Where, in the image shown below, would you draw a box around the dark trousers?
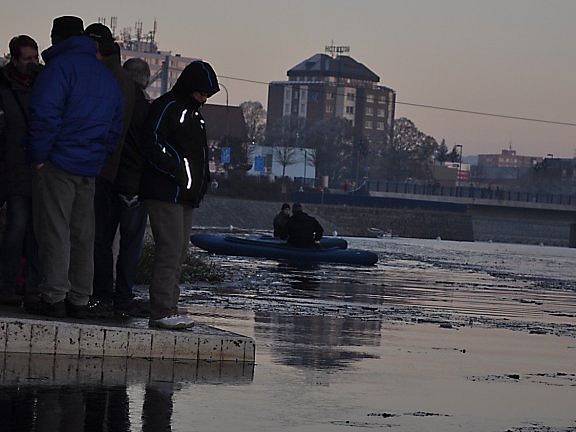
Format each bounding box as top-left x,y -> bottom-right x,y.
0,195 -> 41,295
93,179 -> 148,306
146,200 -> 193,320
33,162 -> 95,306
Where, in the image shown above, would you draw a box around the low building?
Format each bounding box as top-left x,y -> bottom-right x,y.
200,104 -> 248,173
433,162 -> 471,186
478,149 -> 541,169
474,149 -> 542,184
247,145 -> 316,183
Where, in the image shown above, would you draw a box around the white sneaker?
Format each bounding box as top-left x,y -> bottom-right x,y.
149,314 -> 196,329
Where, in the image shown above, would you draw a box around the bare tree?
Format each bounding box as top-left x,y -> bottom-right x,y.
240,101 -> 266,144
274,144 -> 298,178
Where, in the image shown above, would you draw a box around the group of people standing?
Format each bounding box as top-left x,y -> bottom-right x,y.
0,15 -> 219,329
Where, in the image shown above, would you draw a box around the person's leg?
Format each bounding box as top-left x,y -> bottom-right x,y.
115,198 -> 148,309
0,195 -> 30,299
32,164 -> 75,305
92,178 -> 120,303
24,215 -> 42,300
171,207 -> 194,312
146,200 -> 183,320
68,176 -> 96,306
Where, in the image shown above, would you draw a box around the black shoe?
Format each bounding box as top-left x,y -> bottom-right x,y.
24,297 -> 67,318
67,299 -> 114,319
0,288 -> 22,306
115,297 -> 150,318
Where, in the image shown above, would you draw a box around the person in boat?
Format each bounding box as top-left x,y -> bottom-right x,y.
273,203 -> 290,239
286,202 -> 324,248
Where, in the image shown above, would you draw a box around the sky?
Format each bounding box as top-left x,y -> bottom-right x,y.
2,0 -> 575,157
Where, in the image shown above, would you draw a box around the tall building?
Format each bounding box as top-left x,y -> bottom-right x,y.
118,22 -> 199,100
267,52 -> 396,153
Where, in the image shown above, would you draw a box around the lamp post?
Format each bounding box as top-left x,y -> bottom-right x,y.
455,144 -> 463,186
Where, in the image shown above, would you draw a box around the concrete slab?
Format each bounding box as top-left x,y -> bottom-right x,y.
0,306 -> 255,362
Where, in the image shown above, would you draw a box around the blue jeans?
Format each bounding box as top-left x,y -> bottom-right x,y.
0,195 -> 41,295
93,179 -> 148,306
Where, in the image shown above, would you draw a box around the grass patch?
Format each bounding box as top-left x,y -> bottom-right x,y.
135,241 -> 225,285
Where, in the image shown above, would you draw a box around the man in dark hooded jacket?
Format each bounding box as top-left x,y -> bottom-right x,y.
0,35 -> 42,305
286,203 -> 324,248
141,60 -> 219,329
26,16 -> 123,318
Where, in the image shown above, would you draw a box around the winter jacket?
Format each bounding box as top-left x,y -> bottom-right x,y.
99,55 -> 136,182
28,36 -> 123,177
0,63 -> 38,196
114,85 -> 150,195
140,61 -> 219,207
286,211 -> 324,247
273,211 -> 290,239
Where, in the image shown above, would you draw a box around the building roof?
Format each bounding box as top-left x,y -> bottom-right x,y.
287,54 -> 380,83
200,104 -> 247,141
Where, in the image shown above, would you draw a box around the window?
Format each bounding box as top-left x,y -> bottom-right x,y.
377,108 -> 385,117
365,120 -> 373,129
326,92 -> 333,100
366,94 -> 374,103
377,121 -> 385,130
346,92 -> 355,101
378,95 -> 387,104
366,107 -> 373,116
326,104 -> 333,113
346,106 -> 354,114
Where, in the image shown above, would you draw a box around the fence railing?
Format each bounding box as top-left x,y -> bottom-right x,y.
366,181 -> 576,207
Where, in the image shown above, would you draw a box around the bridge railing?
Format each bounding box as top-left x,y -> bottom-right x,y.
366,181 -> 576,207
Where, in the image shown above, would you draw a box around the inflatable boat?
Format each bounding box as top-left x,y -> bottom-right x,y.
190,234 -> 378,266
254,235 -> 348,249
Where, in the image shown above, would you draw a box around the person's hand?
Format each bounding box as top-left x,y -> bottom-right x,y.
34,163 -> 44,170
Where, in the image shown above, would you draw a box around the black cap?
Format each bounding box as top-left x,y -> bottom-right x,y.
85,23 -> 115,55
51,16 -> 84,43
281,203 -> 290,211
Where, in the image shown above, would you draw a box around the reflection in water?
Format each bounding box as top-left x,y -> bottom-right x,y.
255,273 -> 382,370
0,353 -> 254,432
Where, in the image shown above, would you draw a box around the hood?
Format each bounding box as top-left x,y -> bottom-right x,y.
172,61 -> 220,100
42,35 -> 96,63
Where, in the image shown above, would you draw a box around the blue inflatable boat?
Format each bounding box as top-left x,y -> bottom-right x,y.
254,235 -> 348,250
190,234 -> 378,266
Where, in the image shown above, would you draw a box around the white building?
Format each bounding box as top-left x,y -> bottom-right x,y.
247,145 -> 316,183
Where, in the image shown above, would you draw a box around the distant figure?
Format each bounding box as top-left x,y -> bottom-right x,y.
273,203 -> 290,239
286,202 -> 324,248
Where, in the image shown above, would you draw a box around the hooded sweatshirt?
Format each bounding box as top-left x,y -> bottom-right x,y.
140,61 -> 219,207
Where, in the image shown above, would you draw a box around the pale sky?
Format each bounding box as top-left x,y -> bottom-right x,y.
2,0 -> 575,157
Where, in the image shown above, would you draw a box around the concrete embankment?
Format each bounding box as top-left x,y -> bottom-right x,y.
194,196 -> 474,241
0,306 -> 255,362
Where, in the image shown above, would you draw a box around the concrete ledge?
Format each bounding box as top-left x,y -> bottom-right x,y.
0,315 -> 255,362
0,352 -> 254,387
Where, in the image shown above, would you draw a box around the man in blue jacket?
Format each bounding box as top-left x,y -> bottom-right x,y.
26,16 -> 123,318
